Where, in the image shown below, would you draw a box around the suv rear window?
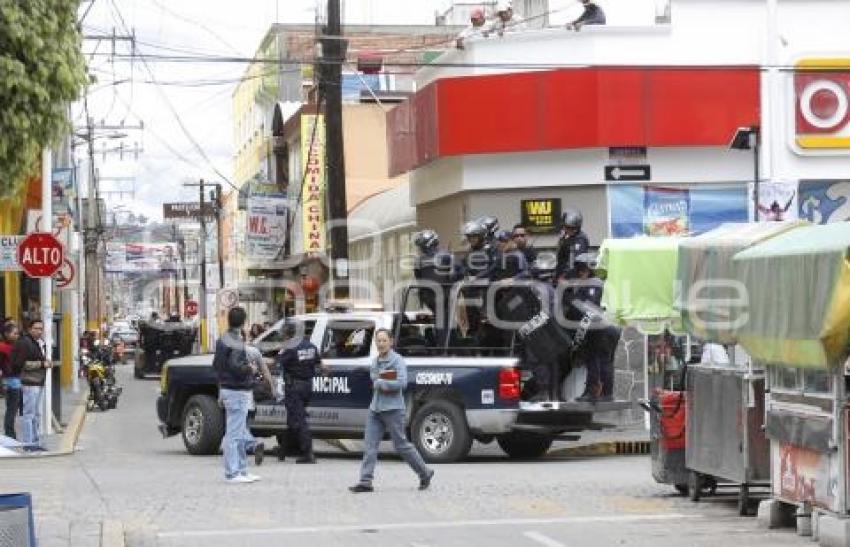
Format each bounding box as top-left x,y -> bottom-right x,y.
322,321 -> 375,359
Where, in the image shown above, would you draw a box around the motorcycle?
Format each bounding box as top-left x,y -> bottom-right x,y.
81,344 -> 123,411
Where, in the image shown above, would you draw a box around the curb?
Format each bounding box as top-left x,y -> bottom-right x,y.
323,439 -> 357,453
101,519 -> 125,547
549,440 -> 650,458
1,386 -> 89,459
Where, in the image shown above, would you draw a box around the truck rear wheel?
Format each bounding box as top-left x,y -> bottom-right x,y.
182,394 -> 224,455
497,433 -> 553,459
411,400 -> 472,464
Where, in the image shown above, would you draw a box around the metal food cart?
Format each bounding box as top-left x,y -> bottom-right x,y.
598,237 -> 692,492
676,222 -> 804,513
733,222 -> 850,543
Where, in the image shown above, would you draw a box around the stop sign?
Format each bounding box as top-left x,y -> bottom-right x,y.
17,232 -> 64,278
185,300 -> 199,317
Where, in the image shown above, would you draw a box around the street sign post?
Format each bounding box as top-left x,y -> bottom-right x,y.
185,300 -> 199,317
16,232 -> 64,278
604,165 -> 651,182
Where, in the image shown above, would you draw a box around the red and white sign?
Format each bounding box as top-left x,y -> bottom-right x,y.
17,232 -> 64,278
185,300 -> 199,317
54,258 -> 76,290
795,59 -> 850,151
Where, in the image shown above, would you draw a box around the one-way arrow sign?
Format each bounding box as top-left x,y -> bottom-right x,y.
604,165 -> 651,182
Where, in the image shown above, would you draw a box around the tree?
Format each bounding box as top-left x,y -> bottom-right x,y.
0,0 -> 87,197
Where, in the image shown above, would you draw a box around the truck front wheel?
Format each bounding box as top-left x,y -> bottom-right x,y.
411,400 -> 472,464
497,433 -> 553,459
182,394 -> 224,455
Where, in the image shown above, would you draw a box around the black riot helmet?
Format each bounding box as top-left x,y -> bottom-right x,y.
561,209 -> 583,231
413,229 -> 440,253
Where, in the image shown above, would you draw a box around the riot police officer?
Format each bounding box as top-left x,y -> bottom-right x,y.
555,209 -> 590,282
565,253 -> 619,402
276,323 -> 321,463
461,218 -> 495,278
413,229 -> 458,346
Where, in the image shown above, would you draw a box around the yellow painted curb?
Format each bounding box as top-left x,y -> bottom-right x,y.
549,440 -> 650,458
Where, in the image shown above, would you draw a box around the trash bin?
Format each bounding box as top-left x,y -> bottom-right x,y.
0,493 -> 35,547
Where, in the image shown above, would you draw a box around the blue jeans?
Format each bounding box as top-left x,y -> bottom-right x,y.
4,378 -> 22,439
21,386 -> 44,446
220,389 -> 253,479
358,409 -> 431,486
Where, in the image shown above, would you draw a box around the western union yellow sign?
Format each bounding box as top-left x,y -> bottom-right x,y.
301,114 -> 326,253
521,198 -> 561,233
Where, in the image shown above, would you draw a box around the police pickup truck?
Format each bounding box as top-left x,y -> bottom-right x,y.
156,296 -> 632,463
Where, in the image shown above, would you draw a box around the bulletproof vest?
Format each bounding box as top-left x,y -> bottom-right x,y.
283,339 -> 320,381
490,250 -> 529,282
557,231 -> 590,278
462,245 -> 495,279
415,251 -> 457,285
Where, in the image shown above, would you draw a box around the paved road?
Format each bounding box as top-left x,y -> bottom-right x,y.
0,364 -> 810,547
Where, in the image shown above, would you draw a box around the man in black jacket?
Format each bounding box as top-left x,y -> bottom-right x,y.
214,307 -> 260,482
11,319 -> 52,450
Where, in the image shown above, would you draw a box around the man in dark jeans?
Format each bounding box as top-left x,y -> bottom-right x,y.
276,322 -> 322,463
1,321 -> 21,439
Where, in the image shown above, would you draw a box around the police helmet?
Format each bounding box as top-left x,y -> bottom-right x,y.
561,209 -> 583,230
478,215 -> 500,238
494,229 -> 511,243
463,219 -> 488,239
574,252 -> 597,270
413,229 -> 440,253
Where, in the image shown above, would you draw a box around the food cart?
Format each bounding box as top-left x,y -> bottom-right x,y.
676,221 -> 805,514
733,222 -> 850,542
598,237 -> 692,492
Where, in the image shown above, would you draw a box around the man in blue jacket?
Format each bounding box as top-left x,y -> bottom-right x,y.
349,329 -> 434,493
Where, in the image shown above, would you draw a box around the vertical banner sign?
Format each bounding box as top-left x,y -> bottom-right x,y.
643,186 -> 690,236
301,114 -> 326,254
245,194 -> 288,261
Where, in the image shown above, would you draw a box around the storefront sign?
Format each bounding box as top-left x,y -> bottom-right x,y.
609,184 -> 748,237
245,194 -> 288,261
799,179 -> 850,224
301,114 -> 326,253
521,198 -> 561,233
794,59 -> 850,152
0,235 -> 24,271
163,202 -> 215,220
105,242 -> 180,273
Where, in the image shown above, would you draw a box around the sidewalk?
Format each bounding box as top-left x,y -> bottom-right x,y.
0,382 -> 89,457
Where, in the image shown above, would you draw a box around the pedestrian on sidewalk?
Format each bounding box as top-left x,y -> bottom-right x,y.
349,329 -> 434,493
1,321 -> 22,439
213,307 -> 263,483
11,319 -> 52,450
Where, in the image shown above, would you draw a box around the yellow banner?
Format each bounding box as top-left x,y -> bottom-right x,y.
301,114 -> 326,254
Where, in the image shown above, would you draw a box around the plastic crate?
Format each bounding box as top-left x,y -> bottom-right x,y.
0,494 -> 35,547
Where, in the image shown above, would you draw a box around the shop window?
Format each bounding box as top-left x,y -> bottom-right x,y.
321,321 -> 375,359
803,369 -> 831,395
771,366 -> 801,392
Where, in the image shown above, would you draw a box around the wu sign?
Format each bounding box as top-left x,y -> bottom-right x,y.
17,232 -> 64,278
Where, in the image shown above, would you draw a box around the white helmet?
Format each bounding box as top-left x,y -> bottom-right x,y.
496,0 -> 512,12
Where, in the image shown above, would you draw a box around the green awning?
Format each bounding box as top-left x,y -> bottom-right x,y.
599,236 -> 685,335
733,222 -> 850,370
676,221 -> 806,344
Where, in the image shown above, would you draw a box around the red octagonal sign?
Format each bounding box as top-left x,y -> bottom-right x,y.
17,232 -> 64,278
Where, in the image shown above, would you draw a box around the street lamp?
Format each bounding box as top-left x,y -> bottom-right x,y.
729,126 -> 760,221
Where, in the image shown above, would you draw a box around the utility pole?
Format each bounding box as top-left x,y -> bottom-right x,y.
171,223 -> 181,315
83,98 -> 101,333
212,186 -> 225,290
184,179 -> 208,351
322,0 -> 349,298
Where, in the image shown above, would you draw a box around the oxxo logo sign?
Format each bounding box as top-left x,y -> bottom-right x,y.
794,59 -> 850,151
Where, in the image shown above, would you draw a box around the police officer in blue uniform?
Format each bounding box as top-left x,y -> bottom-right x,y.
276,323 -> 321,463
564,253 -> 620,402
413,229 -> 460,347
554,209 -> 590,282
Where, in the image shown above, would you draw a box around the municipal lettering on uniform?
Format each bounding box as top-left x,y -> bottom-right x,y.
415,372 -> 453,385
313,376 -> 351,394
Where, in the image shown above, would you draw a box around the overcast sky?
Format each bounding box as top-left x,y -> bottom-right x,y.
76,0 -> 656,222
